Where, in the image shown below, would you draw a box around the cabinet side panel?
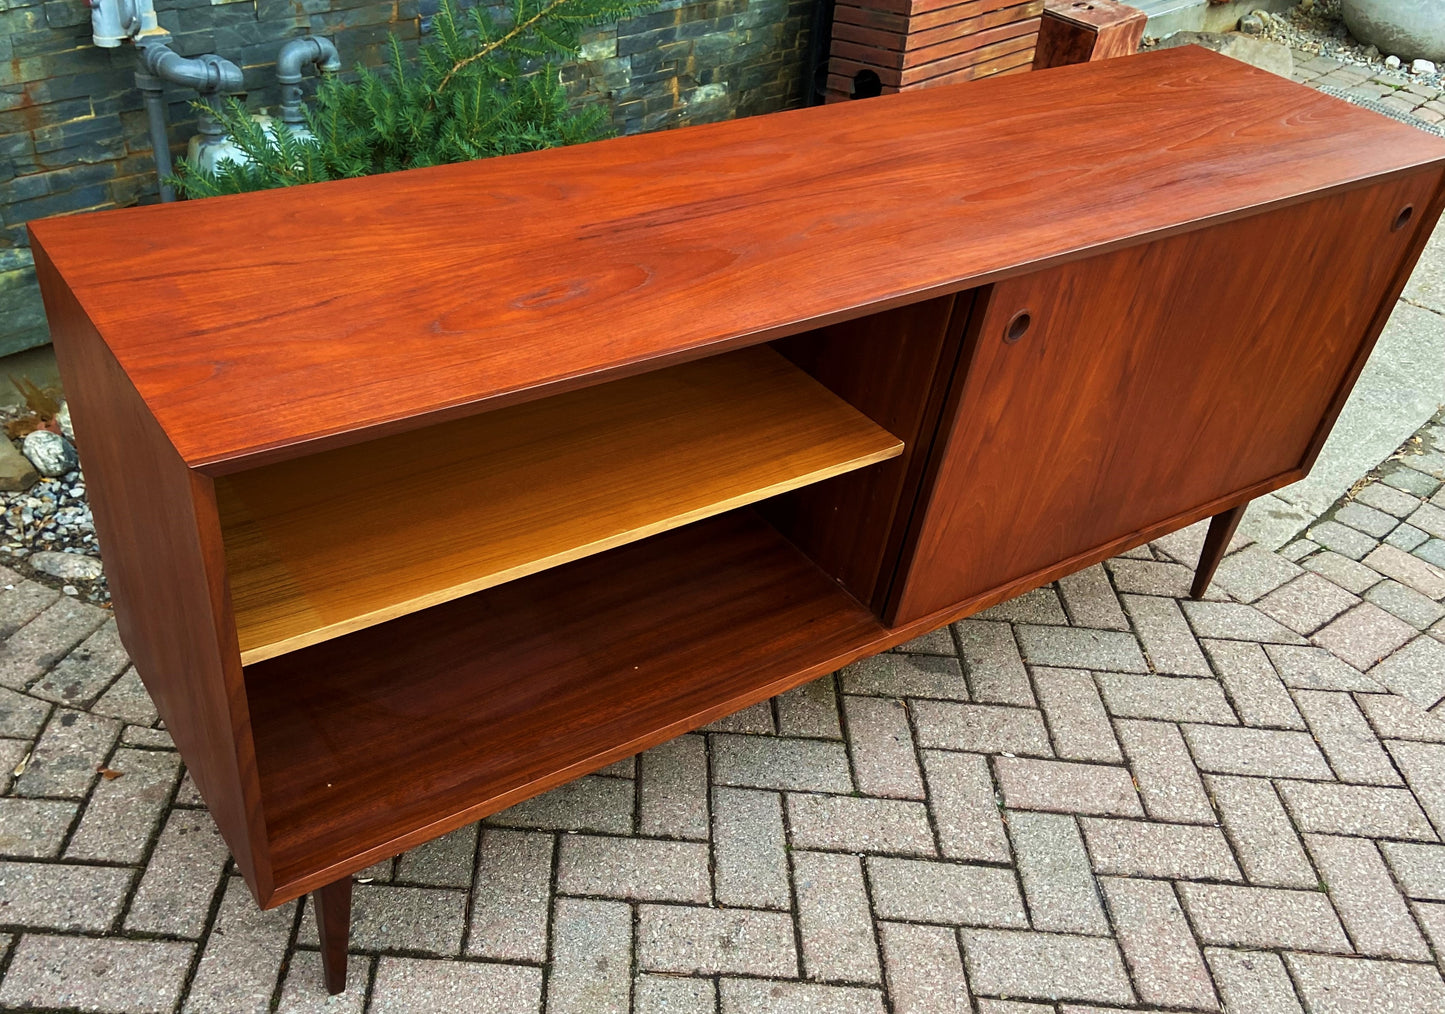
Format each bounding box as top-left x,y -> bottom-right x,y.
891,169 -> 1445,624
31,243 -> 271,901
764,294 -> 966,608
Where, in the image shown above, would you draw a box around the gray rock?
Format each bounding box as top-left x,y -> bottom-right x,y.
29,551 -> 103,582
22,430 -> 77,477
1342,0 -> 1445,63
1156,31 -> 1294,79
0,438 -> 38,492
55,401 -> 74,443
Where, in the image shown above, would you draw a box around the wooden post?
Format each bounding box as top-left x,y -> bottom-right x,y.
313,877 -> 352,995
1191,504 -> 1248,600
1033,0 -> 1147,69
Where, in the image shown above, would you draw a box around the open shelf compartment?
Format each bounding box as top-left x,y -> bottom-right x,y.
245,510 -> 891,896
216,346 -> 903,665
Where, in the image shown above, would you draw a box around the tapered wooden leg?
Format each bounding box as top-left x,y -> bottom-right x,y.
313,876 -> 352,995
1191,503 -> 1248,599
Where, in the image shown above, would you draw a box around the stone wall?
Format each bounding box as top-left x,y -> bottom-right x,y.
0,0 -> 815,356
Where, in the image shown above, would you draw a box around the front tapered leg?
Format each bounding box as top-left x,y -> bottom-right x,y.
314,876 -> 352,995
1191,503 -> 1248,599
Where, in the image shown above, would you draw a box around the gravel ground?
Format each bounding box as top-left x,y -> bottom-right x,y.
0,467 -> 109,604
1255,0 -> 1444,88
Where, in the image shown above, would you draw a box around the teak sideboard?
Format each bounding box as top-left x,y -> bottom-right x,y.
29,46 -> 1445,994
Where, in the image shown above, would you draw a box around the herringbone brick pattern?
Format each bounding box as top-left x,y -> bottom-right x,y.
3,425 -> 1445,1012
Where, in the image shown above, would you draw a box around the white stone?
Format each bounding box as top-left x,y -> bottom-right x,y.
1413,59 -> 1438,75
1387,55 -> 1403,69
55,401 -> 74,443
577,37 -> 616,61
29,551 -> 104,582
21,430 -> 77,477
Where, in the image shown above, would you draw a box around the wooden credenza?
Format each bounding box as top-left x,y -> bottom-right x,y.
30,46 -> 1445,994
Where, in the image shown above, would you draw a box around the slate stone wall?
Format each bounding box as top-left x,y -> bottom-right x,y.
0,0 -> 816,356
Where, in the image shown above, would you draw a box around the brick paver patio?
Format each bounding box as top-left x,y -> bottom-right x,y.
1290,49 -> 1445,126
5,46 -> 1445,1014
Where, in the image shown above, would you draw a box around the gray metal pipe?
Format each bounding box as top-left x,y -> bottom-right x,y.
140,43 -> 244,94
276,37 -> 341,125
135,71 -> 175,202
91,0 -> 168,49
91,0 -> 128,48
134,43 -> 244,201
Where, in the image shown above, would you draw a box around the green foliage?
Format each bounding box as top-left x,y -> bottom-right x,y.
173,0 -> 648,197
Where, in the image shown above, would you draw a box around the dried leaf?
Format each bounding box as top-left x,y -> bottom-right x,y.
95,765 -> 124,780
3,414 -> 43,440
9,377 -> 59,420
12,750 -> 31,777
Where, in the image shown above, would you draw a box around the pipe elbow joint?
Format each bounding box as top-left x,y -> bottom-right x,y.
277,36 -> 341,84
140,43 -> 244,94
202,53 -> 246,94
315,36 -> 342,74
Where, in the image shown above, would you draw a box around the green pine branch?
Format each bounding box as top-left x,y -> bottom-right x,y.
172,0 -> 652,198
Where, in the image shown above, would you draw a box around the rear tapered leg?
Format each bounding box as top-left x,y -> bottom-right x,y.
314,876 -> 352,995
1191,503 -> 1248,599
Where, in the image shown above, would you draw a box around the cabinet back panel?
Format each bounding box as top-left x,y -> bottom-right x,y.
763,294 -> 967,609
215,346 -> 902,664
890,169 -> 1443,623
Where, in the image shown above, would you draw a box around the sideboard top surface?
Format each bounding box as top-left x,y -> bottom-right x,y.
30,46 -> 1445,470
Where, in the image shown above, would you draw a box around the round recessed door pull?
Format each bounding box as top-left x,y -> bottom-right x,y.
1004,309 -> 1032,344
1393,205 -> 1414,232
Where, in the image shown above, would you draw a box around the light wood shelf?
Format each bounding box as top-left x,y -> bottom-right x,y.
216,346 -> 903,664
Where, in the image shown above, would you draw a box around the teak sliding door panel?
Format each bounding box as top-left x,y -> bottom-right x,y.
889,170 -> 1445,624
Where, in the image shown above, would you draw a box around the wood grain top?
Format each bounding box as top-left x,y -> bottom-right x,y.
29,46 -> 1445,471
216,346 -> 902,663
